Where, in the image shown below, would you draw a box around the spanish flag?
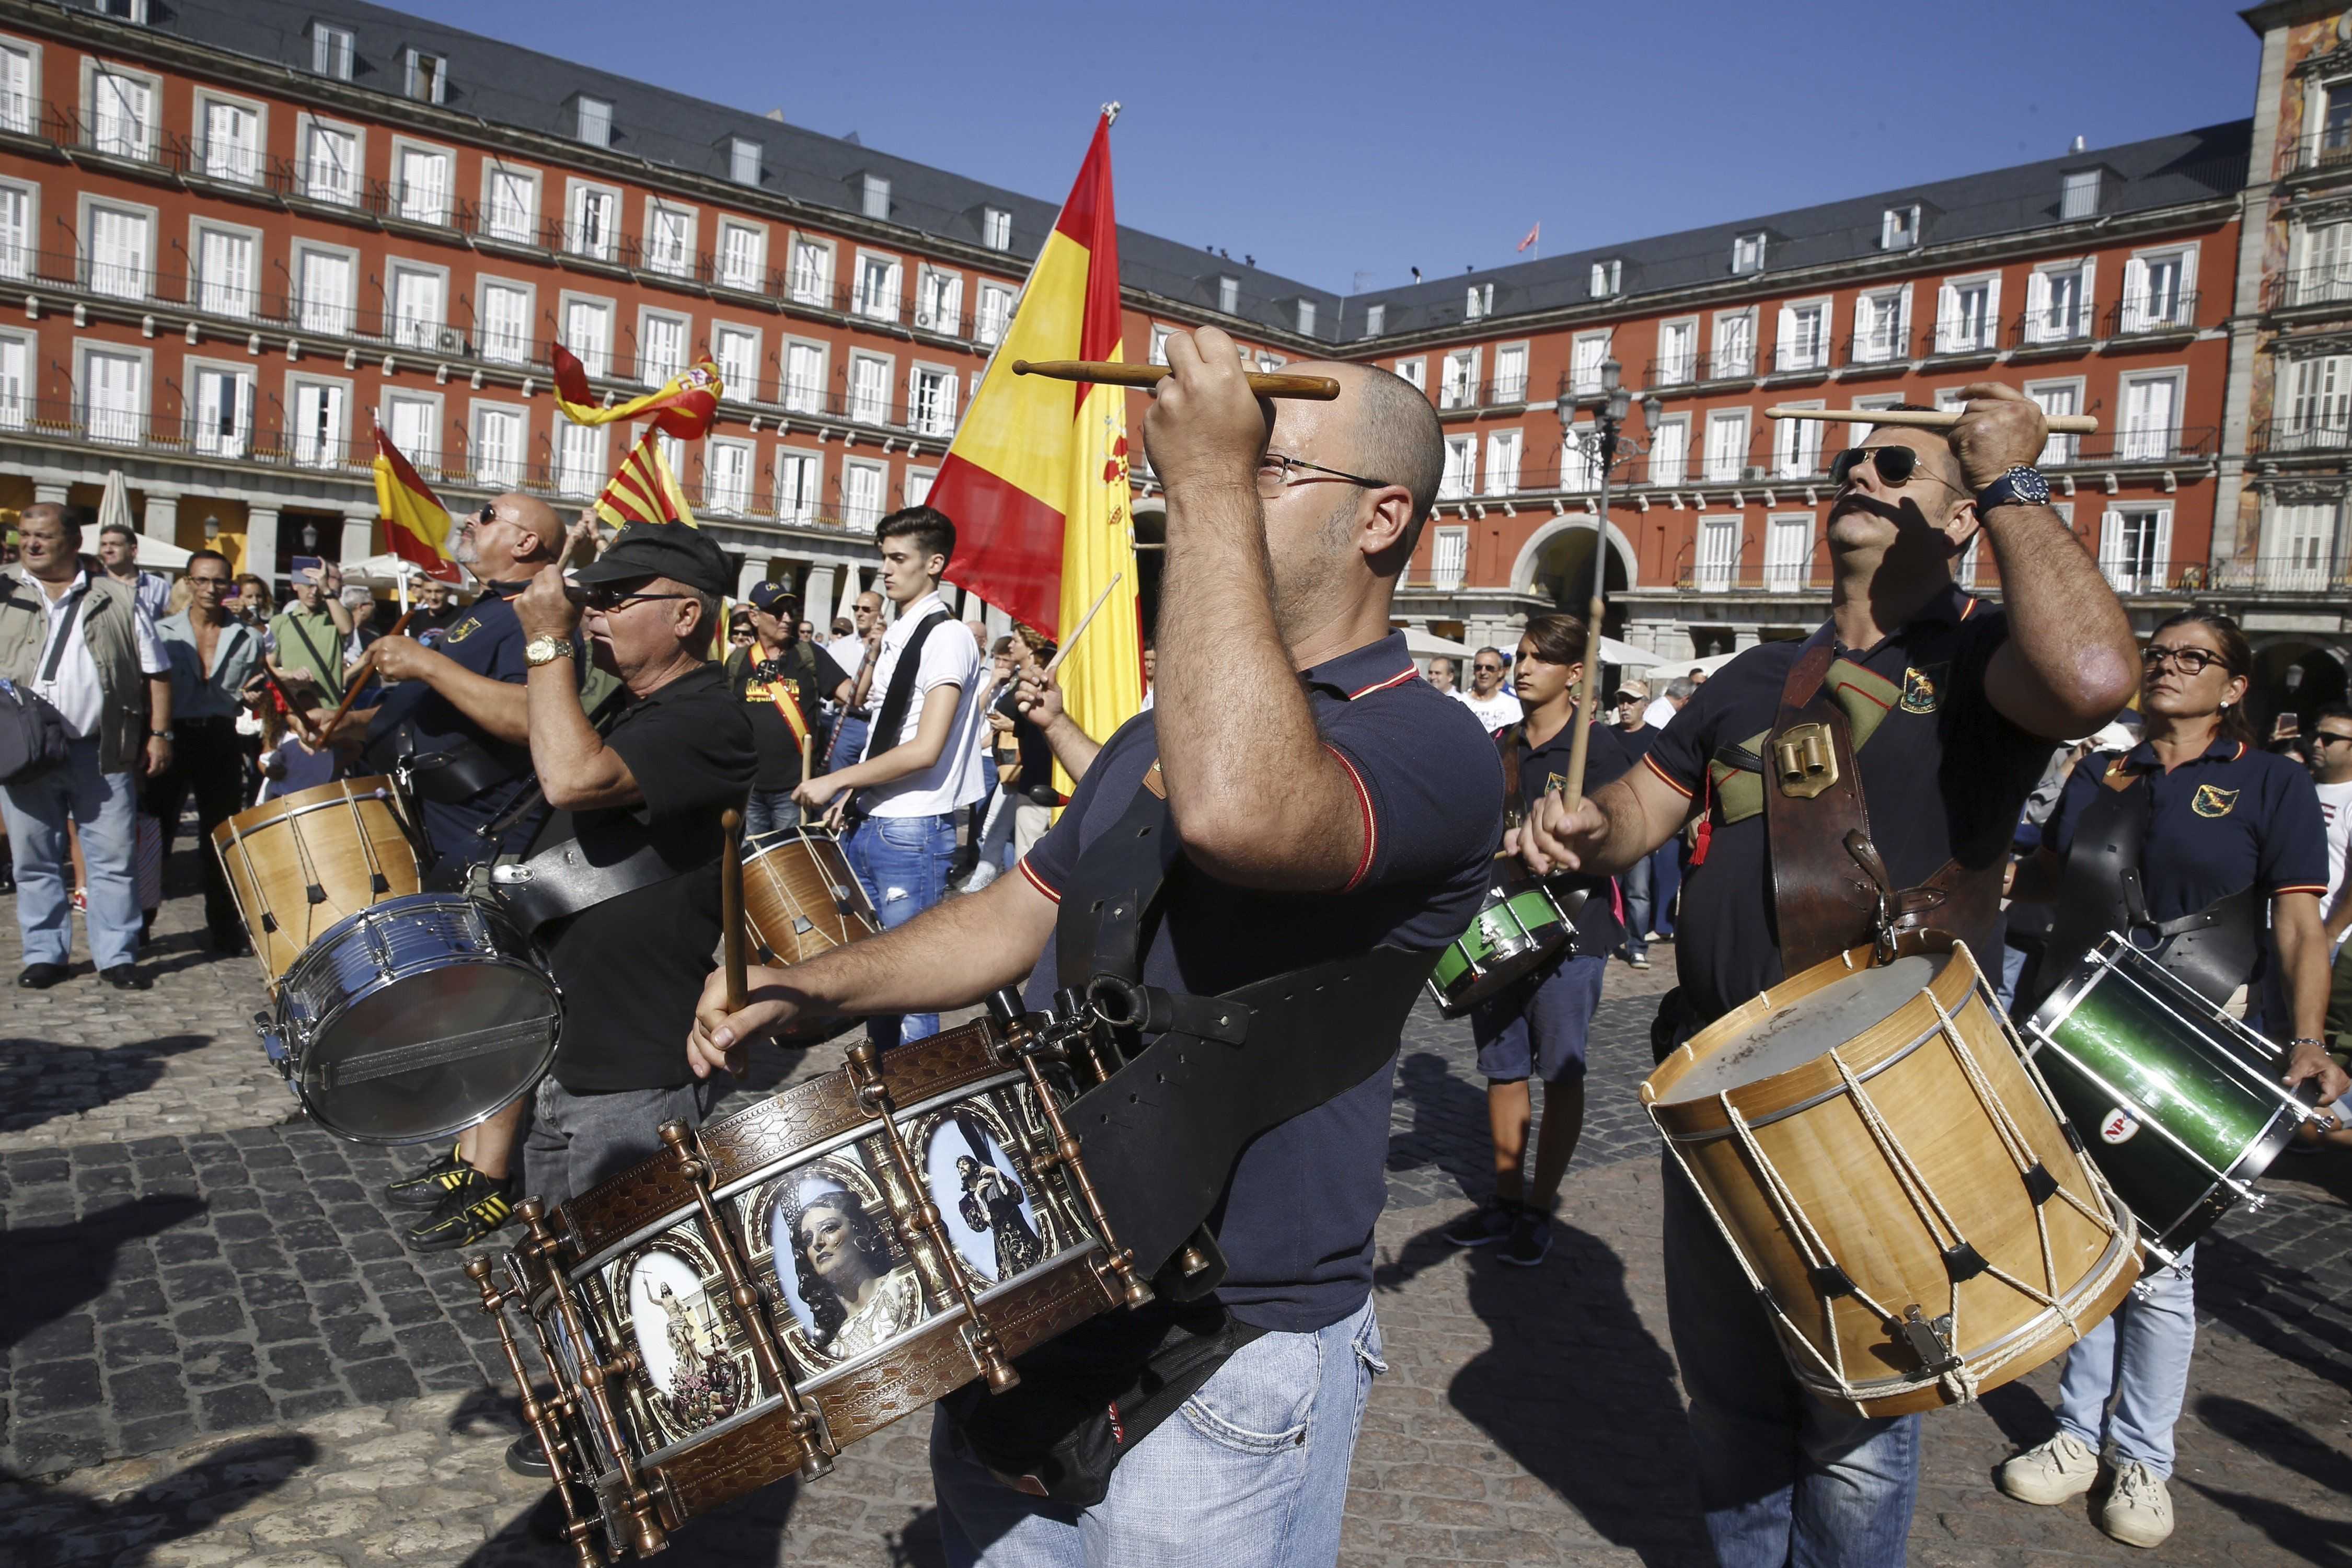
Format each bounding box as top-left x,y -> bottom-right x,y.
927,112 -> 1143,781
372,419 -> 462,583
594,427 -> 700,530
551,346 -> 723,441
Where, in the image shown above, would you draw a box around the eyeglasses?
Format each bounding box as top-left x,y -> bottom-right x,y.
1828,445 -> 1965,494
2140,644 -> 2228,675
2316,731 -> 2352,748
1255,450 -> 1390,499
1472,661 -> 1504,674
570,584 -> 693,613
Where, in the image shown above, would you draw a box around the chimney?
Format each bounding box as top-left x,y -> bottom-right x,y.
765,109 -> 785,122
2070,134 -> 2086,154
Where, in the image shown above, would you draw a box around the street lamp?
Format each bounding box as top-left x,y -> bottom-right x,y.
1554,357 -> 1664,801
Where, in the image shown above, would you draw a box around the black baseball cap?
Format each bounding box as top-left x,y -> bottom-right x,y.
747,581 -> 798,614
570,523 -> 734,598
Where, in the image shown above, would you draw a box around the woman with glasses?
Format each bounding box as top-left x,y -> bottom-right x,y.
1996,608 -> 2346,1547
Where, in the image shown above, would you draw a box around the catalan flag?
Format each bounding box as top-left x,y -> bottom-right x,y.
371,419 -> 462,583
551,345 -> 723,441
594,427 -> 700,530
927,111 -> 1143,785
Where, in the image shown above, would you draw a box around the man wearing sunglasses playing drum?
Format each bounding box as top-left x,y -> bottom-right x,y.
1516,383 -> 2141,1566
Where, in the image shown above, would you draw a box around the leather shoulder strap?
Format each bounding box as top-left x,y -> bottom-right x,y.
1053,765 -> 1183,987
1762,628 -> 1879,971
1497,724 -> 1524,826
866,608 -> 953,759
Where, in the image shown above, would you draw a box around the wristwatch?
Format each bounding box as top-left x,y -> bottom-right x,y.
1975,465 -> 2051,513
524,636 -> 572,667
149,727 -> 172,740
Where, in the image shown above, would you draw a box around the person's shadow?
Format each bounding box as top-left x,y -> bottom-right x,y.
0,1035 -> 211,1132
2,1193 -> 207,1353
1387,1050 -> 1500,1198
2179,1394 -> 2352,1564
1377,1214 -> 1711,1566
4,1434 -> 314,1564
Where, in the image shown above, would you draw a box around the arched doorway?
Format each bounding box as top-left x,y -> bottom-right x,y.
2249,637 -> 2348,739
1525,522 -> 1633,638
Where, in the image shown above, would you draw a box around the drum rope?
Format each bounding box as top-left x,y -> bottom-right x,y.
284,808 -> 332,948
340,781 -> 392,893
1970,985 -> 2128,1235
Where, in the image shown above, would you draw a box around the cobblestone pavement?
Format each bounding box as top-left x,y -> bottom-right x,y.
8,869 -> 2352,1563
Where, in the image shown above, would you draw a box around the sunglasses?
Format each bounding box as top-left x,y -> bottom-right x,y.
2140,644 -> 2228,675
567,583 -> 694,613
1828,445 -> 1964,492
2318,731 -> 2352,747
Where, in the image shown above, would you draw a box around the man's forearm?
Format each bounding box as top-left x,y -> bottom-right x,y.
751,874 -> 1042,1016
1578,779 -> 1662,879
1042,712 -> 1100,781
418,651 -> 529,743
526,660 -> 634,807
1980,505 -> 2137,736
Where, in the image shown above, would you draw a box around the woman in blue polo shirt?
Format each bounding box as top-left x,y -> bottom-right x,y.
1996,609 -> 2345,1548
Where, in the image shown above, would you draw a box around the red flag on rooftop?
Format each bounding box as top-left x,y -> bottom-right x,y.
1517,222 -> 1540,253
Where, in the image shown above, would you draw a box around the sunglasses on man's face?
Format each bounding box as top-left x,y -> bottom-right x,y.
1828,444 -> 1961,492
567,583 -> 693,613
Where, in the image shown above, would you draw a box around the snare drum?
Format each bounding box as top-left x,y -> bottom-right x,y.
1425,857 -> 1581,1018
2024,933 -> 2318,1262
1645,940 -> 2138,1416
213,777 -> 422,982
470,1021 -> 1136,1559
262,893 -> 559,1144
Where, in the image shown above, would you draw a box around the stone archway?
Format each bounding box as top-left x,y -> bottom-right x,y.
1512,518 -> 1636,636
2248,635 -> 2349,737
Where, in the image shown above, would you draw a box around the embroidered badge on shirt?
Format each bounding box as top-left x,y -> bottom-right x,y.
2192,783 -> 2240,818
444,616 -> 481,644
1899,663 -> 1945,714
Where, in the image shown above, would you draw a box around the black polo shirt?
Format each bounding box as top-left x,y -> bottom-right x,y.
1017,632 -> 1501,1333
1504,712 -> 1640,956
2047,736 -> 2327,994
541,663 -> 758,1092
1644,585 -> 2052,1027
726,639 -> 826,792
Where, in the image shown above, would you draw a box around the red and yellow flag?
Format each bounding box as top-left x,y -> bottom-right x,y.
927,113 -> 1142,776
371,419 -> 462,583
594,428 -> 700,530
551,345 -> 722,441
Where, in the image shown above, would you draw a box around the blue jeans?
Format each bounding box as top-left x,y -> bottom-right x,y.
2,737 -> 142,970
1649,841 -> 1682,938
828,713 -> 871,773
742,788 -> 801,844
1996,939 -> 2031,1013
2053,1246 -> 2196,1478
1621,854 -> 1652,960
846,811 -> 955,1048
930,1297 -> 1383,1568
1663,1160 -> 1920,1566
523,1075 -> 719,1210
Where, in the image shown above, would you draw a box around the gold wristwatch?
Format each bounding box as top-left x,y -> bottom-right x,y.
525,636 -> 572,667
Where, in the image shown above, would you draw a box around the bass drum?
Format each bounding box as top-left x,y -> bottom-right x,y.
266,894 -> 560,1144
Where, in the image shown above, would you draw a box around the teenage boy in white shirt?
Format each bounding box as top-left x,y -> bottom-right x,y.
796,508 -> 985,1047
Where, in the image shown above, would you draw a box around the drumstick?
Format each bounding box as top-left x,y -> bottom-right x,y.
315,606 -> 416,746
1041,574 -> 1123,679
800,731 -> 815,786
1013,360 -> 1341,401
720,808 -> 748,1013
1765,404 -> 2100,434
255,663 -> 325,748
1556,582 -> 1609,814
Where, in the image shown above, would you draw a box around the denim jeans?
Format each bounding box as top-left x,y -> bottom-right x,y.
1663,1161 -> 1921,1566
742,788 -> 801,844
2,737 -> 142,970
930,1297 -> 1383,1568
523,1075 -> 719,1210
2053,1246 -> 2196,1478
1620,853 -> 1652,960
1996,939 -> 2031,1014
1649,841 -> 1682,938
845,811 -> 956,1048
828,713 -> 871,773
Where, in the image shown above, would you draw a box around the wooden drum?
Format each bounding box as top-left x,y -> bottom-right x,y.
1644,939 -> 2139,1416
212,777 -> 422,984
741,826 -> 877,965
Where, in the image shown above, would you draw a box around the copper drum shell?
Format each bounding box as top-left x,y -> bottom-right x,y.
210,776 -> 423,983
1644,941 -> 2138,1417
737,831 -> 880,1044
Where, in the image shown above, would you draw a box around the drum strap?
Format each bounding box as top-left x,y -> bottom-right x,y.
488,831 -> 705,936
1498,723 -> 1525,827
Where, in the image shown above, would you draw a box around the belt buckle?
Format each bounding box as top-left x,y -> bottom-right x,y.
1771,722 -> 1839,799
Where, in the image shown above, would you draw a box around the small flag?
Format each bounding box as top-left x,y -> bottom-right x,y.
1516,222 -> 1540,253
371,419 -> 462,583
594,428 -> 699,530
551,345 -> 723,441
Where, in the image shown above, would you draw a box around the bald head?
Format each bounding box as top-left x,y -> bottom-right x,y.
1283,362 -> 1446,557
462,491 -> 563,580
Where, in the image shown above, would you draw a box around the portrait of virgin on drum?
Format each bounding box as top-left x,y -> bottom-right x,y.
778,1185 -> 925,1364
956,1155 -> 1044,1282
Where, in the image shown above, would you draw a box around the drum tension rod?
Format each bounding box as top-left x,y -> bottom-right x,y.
1895,1306 -> 1963,1377
655,1121 -> 836,1480
465,1256 -> 603,1568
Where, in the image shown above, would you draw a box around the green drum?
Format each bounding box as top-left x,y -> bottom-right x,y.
1426,858 -> 1582,1018
2024,934 -> 2313,1262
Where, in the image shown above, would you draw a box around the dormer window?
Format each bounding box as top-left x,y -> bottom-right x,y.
1732,233 -> 1767,274
2061,169 -> 2101,221
729,136 -> 761,185
1296,299 -> 1317,335
1217,275 -> 1239,313
1590,259 -> 1621,298
312,24 -> 354,80
1881,205 -> 1919,249
1363,303 -> 1386,338
94,0 -> 146,21
861,174 -> 890,219
1466,282 -> 1494,321
982,206 -> 1011,250
405,50 -> 446,105
576,96 -> 612,148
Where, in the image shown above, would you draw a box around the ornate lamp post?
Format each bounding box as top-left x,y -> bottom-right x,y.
1552,360 -> 1666,803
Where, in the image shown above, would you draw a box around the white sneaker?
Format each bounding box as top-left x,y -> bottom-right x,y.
1996,1433 -> 2101,1505
2099,1461 -> 2174,1549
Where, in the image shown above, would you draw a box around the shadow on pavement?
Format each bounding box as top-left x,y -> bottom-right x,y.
0,1433 -> 316,1566
1378,1217 -> 1710,1566
2196,1229 -> 2352,1400
0,1034 -> 212,1133
2181,1393 -> 2352,1565
1389,1050 -> 1496,1201
1,1193 -> 207,1353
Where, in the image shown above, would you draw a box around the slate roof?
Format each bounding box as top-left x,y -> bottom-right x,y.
110,0 -> 2247,349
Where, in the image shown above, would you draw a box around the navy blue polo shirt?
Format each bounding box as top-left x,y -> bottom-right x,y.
2047,738 -> 2327,991
1505,713 -> 1640,956
1018,631 -> 1501,1333
364,587 -> 545,866
1644,585 -> 2054,1027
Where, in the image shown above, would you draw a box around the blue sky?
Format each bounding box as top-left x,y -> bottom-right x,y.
413,1 -> 2260,294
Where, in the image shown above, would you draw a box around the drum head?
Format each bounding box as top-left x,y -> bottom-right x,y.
1658,953 -> 1947,1105
302,962 -> 559,1143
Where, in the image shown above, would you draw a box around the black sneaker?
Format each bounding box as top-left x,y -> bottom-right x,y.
1499,1209 -> 1553,1267
385,1144 -> 470,1209
1442,1195 -> 1519,1248
407,1169 -> 517,1252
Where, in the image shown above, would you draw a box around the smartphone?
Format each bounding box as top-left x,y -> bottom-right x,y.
291,555 -> 323,585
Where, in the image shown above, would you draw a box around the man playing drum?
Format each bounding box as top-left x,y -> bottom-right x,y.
1518,385 -> 2140,1564
689,327 -> 1500,1568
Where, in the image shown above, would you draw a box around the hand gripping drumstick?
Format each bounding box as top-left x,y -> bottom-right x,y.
253,662 -> 326,748
720,807 -> 748,1013
1013,360 -> 1341,401
1765,404 -> 2099,434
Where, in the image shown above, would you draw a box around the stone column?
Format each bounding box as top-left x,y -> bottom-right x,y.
141,492 -> 179,544
247,507 -> 281,584
31,482 -> 68,506
341,513 -> 376,566
736,554 -> 773,598
802,562 -> 838,627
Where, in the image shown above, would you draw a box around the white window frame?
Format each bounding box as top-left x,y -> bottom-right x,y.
1881,205 -> 1920,250
903,466 -> 936,509
1764,512 -> 1814,592
716,218 -> 766,293
2026,258 -> 2096,345
1296,298 -> 1317,336
1465,282 -> 1494,321
291,239 -> 360,337
780,337 -> 828,414
709,321 -> 762,401
0,37 -> 40,138
191,88 -> 264,187
1439,433 -> 1477,499
386,258 -> 450,352
1654,317 -> 1698,385
2097,503 -> 2172,594
2117,368 -> 2186,462
312,23 -> 353,81
729,137 -> 762,187
558,292 -> 615,378
83,58 -> 159,160
908,361 -> 958,437
841,457 -> 887,530
1562,425 -> 1600,493
404,48 -> 447,105
475,275 -> 535,366
284,370 -> 353,469
1148,324 -> 1174,366
1569,331 -> 1611,396
1362,303 -> 1386,339
2025,377 -> 2086,466
852,249 -> 903,322
1935,272 -> 2001,354
1483,428 -> 1521,495
1772,297 -> 1829,373
846,350 -> 894,425
388,135 -> 455,226
296,112 -> 363,207
860,174 -> 890,220
635,305 -> 691,385
2263,497 -> 2342,591
188,216 -> 259,319
0,177 -> 31,283
705,436 -> 755,514
1731,233 -> 1767,275
551,419 -> 606,498
773,447 -> 822,524
981,206 -> 1011,251
1439,348 -> 1481,411
0,326 -> 30,432
1217,276 -> 1240,314
2119,244 -> 2197,334
382,388 -> 443,476
79,193 -> 155,301
1429,525 -> 1468,590
974,281 -> 1013,347
183,354 -> 256,458
1695,514 -> 1741,590
565,179 -> 621,261
1772,399 -> 1824,479
788,234 -> 836,307
642,199 -> 697,279
2061,168 -> 2102,222
469,399 -> 527,487
1646,416 -> 1688,488
76,338 -> 149,445
1491,342 -> 1530,403
1713,307 -> 1757,377
914,266 -> 962,336
1852,284 -> 1910,365
1590,259 -> 1621,298
1394,356 -> 1426,393
1703,409 -> 1750,483
575,96 -> 612,148
479,163 -> 540,246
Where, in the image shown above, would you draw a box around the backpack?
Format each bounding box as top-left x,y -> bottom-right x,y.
0,676 -> 71,785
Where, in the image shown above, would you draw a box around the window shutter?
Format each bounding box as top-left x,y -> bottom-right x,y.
2025,271 -> 2051,342
2098,510 -> 2125,578
2078,258 -> 2097,336
2122,257 -> 2148,333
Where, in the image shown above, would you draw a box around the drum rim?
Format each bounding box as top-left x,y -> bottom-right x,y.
212,774 -> 407,845
277,890 -> 534,987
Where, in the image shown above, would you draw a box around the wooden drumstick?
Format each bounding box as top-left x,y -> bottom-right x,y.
1013,360 -> 1341,401
315,605 -> 416,745
1040,573 -> 1124,679
720,807 -> 748,1013
1765,404 -> 2099,434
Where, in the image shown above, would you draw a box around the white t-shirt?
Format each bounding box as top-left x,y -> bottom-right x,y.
1454,687 -> 1524,732
1643,696 -> 1680,731
826,632 -> 868,689
2317,777 -> 2352,923
17,566 -> 169,740
858,591 -> 986,816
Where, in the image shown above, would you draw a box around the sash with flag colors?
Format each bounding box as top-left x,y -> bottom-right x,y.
371,419 -> 462,583
551,345 -> 723,441
594,428 -> 701,530
926,112 -> 1143,785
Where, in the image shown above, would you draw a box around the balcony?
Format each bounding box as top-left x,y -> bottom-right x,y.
2254,413 -> 2352,455
2010,303 -> 2097,352
2207,551 -> 2352,595
1841,327 -> 1910,371
1768,341 -> 1831,377
2285,135 -> 2352,181
1923,316 -> 2002,359
2267,265 -> 2352,314
2105,290 -> 2199,338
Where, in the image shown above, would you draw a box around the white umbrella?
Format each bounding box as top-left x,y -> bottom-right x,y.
1402,626 -> 1472,658
97,469 -> 134,539
1598,636 -> 1661,669
129,535 -> 192,570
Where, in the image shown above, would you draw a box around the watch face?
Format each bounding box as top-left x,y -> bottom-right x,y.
2014,467 -> 2051,504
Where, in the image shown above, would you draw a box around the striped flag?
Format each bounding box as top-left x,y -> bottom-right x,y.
372,419 -> 462,582
925,111 -> 1143,783
551,345 -> 723,440
593,428 -> 700,529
